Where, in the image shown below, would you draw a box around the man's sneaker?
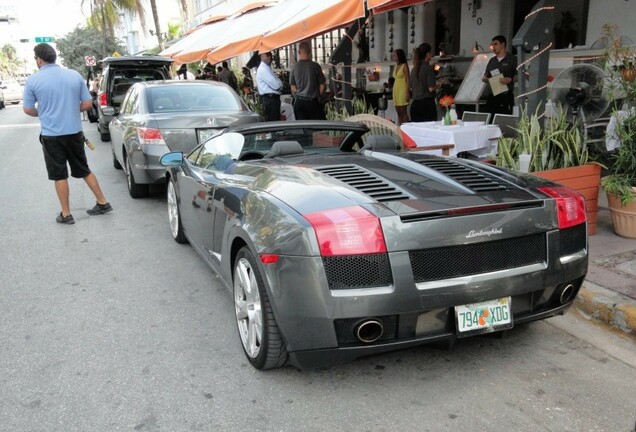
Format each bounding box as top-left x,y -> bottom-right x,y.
87,202 -> 113,215
56,213 -> 75,224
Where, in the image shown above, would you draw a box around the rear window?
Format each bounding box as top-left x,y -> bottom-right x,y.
110,69 -> 165,97
147,85 -> 243,113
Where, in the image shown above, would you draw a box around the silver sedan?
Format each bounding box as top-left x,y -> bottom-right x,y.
109,80 -> 261,198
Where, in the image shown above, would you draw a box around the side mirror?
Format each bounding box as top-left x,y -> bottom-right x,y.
102,106 -> 115,116
160,152 -> 184,167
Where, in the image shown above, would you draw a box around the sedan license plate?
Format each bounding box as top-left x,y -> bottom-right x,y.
197,128 -> 217,144
454,297 -> 512,337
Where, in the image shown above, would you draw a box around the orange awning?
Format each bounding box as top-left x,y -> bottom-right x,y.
162,1 -> 279,59
258,0 -> 365,53
368,0 -> 427,14
167,0 -> 364,65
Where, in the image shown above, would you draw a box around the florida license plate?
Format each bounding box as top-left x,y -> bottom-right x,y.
454,297 -> 513,337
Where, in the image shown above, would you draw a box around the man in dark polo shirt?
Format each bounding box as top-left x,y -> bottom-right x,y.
290,41 -> 326,120
482,35 -> 517,117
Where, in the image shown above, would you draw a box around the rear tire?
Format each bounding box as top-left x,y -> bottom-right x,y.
167,179 -> 187,244
113,149 -> 122,170
100,129 -> 111,142
88,106 -> 98,123
233,247 -> 287,370
126,157 -> 149,198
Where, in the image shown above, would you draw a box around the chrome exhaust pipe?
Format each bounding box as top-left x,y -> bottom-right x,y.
356,319 -> 384,343
559,284 -> 575,304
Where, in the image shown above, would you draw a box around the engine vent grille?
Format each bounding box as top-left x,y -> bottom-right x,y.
316,165 -> 411,202
559,224 -> 586,256
323,253 -> 393,290
417,159 -> 512,192
409,233 -> 546,282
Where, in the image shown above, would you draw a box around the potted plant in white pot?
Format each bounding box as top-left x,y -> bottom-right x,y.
601,108 -> 636,238
598,23 -> 636,238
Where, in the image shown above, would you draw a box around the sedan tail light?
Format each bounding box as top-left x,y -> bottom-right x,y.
538,186 -> 586,229
304,206 -> 387,256
137,127 -> 167,146
98,92 -> 107,107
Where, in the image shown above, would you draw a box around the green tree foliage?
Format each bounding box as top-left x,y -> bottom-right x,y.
0,44 -> 24,78
55,26 -> 127,75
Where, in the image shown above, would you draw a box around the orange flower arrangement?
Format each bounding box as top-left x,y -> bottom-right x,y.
439,95 -> 455,125
439,95 -> 454,108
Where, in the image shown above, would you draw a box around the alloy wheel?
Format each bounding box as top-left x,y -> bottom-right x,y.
234,257 -> 263,359
167,181 -> 179,239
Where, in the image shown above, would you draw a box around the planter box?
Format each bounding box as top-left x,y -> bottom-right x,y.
313,132 -> 344,147
606,189 -> 636,239
534,163 -> 601,235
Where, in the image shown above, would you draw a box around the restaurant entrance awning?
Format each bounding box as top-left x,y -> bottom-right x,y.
163,0 -> 364,65
257,0 -> 365,53
367,0 -> 429,14
160,1 -> 278,60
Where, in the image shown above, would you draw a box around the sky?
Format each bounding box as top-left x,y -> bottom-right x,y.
16,0 -> 89,39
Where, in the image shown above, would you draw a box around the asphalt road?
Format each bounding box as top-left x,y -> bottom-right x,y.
1,104 -> 635,432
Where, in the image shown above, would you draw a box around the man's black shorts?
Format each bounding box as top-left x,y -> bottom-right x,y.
40,132 -> 91,181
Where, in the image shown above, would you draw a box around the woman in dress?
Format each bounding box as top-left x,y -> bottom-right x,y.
391,48 -> 410,125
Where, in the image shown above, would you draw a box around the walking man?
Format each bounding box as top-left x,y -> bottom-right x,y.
256,52 -> 283,122
290,41 -> 326,120
23,43 -> 112,225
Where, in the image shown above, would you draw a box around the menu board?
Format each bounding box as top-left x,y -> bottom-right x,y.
454,52 -> 495,104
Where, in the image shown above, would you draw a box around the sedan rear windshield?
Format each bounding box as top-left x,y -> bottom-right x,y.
148,85 -> 243,113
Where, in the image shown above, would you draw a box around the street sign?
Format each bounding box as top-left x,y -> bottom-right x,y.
34,37 -> 55,43
85,56 -> 97,67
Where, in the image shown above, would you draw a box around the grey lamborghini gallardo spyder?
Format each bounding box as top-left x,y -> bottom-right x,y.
159,120 -> 588,370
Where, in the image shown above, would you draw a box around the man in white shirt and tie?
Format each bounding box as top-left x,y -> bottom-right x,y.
256,52 -> 283,122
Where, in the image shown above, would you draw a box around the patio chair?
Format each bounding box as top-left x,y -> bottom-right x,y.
462,111 -> 491,124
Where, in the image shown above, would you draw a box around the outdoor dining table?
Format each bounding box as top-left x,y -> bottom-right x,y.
400,120 -> 502,157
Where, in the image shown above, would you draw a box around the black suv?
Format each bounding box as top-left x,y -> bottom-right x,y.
97,56 -> 173,141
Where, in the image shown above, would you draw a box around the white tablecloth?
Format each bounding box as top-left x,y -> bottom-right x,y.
400,121 -> 502,157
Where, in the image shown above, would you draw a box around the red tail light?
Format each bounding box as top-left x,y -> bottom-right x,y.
98,92 -> 107,107
304,206 -> 387,256
137,127 -> 167,146
538,186 -> 586,229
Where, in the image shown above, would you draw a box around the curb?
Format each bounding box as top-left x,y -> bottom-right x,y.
575,282 -> 636,339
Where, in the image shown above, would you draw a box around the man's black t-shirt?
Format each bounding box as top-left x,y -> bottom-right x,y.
484,52 -> 517,93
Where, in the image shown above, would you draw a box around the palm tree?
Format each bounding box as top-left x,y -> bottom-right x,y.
149,0 -> 188,51
0,44 -> 24,78
84,0 -> 188,54
84,0 -> 147,57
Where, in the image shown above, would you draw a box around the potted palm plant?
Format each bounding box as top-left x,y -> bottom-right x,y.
599,23 -> 636,238
601,108 -> 636,238
494,105 -> 602,234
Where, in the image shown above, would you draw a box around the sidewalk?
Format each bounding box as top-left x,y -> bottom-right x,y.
574,190 -> 636,339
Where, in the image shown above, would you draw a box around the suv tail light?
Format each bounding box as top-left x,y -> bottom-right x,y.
538,186 -> 586,229
137,127 -> 167,146
98,92 -> 107,107
304,206 -> 387,256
